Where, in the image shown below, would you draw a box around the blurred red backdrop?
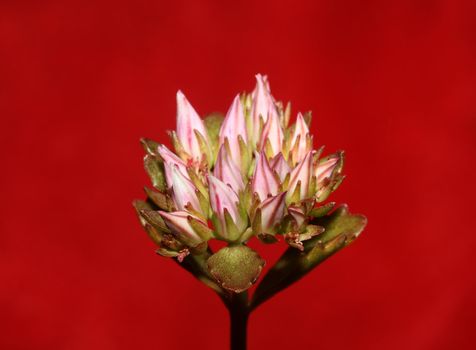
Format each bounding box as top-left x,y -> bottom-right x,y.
1,0 -> 475,349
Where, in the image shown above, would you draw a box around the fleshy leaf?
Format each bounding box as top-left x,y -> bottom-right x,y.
207,245 -> 265,293
250,204 -> 366,310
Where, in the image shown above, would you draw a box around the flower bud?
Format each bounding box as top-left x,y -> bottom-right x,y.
219,94 -> 248,169
259,105 -> 284,157
214,143 -> 245,193
251,152 -> 280,201
287,205 -> 306,227
176,90 -> 211,164
250,74 -> 279,146
289,112 -> 312,165
286,151 -> 313,203
257,192 -> 287,234
168,163 -> 202,215
208,175 -> 246,241
157,144 -> 188,188
314,152 -> 345,202
159,211 -> 207,247
270,153 -> 291,182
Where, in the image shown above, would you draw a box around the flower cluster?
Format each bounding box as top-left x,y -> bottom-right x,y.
135,74 -> 345,290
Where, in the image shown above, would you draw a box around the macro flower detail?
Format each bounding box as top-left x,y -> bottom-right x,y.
173,90 -> 212,166
251,151 -> 280,201
219,94 -> 248,172
135,74 -> 367,350
134,74 -> 366,306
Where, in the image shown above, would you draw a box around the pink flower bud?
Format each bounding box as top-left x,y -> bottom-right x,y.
315,154 -> 339,184
289,113 -> 311,164
314,152 -> 344,201
176,90 -> 210,163
214,144 -> 244,193
270,153 -> 291,181
287,205 -> 306,227
251,152 -> 280,201
157,144 -> 188,188
259,105 -> 284,157
168,164 -> 201,214
208,175 -> 245,239
259,192 -> 286,233
158,211 -> 204,246
250,74 -> 279,145
219,94 -> 247,166
287,151 -> 313,202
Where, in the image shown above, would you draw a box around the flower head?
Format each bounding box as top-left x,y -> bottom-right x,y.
136,74 -> 356,293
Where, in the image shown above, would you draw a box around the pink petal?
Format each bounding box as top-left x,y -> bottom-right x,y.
158,144 -> 188,188
315,155 -> 339,184
259,192 -> 286,231
251,152 -> 280,201
290,112 -> 311,164
169,164 -> 201,213
250,74 -> 278,145
159,210 -> 203,245
270,153 -> 291,181
176,90 -> 210,162
288,206 -> 306,227
259,106 -> 284,157
287,151 -> 313,201
219,94 -> 247,164
214,144 -> 244,193
208,175 -> 240,225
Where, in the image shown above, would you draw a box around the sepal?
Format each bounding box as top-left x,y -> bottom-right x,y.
204,113 -> 224,161
144,186 -> 175,212
143,155 -> 167,191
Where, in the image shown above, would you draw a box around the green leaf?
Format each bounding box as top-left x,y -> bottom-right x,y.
250,204 -> 366,310
208,245 -> 265,293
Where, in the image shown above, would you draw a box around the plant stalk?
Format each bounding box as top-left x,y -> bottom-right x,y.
228,292 -> 249,350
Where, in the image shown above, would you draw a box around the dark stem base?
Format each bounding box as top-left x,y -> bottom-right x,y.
229,293 -> 249,350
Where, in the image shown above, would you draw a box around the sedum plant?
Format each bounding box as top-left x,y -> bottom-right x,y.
133,74 -> 366,350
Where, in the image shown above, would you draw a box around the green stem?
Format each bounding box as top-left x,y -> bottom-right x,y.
228,292 -> 249,350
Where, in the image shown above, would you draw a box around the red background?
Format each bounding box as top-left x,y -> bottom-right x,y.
1,0 -> 475,349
